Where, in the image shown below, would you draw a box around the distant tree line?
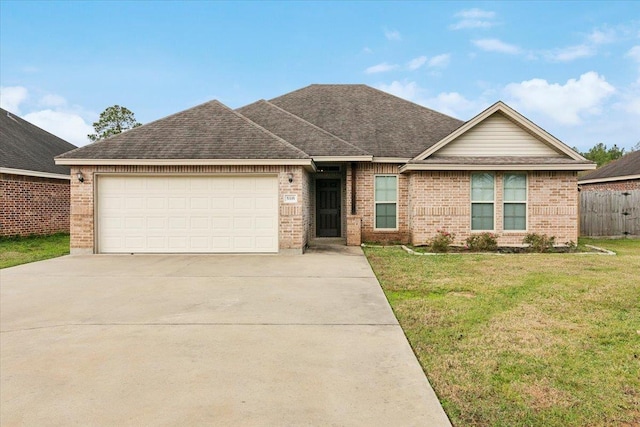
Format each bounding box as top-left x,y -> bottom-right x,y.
574,142 -> 639,167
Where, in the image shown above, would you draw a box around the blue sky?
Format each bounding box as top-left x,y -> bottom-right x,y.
1,1 -> 639,151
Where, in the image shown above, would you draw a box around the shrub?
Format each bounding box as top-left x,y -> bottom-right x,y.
465,233 -> 498,252
522,233 -> 555,253
430,230 -> 455,253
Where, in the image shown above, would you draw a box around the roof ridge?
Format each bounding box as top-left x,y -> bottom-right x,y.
220,100 -> 311,159
363,85 -> 464,123
56,100 -> 228,159
260,100 -> 371,156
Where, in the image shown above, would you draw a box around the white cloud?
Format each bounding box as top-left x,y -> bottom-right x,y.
1,85 -> 94,146
626,45 -> 640,62
362,47 -> 373,54
377,81 -> 421,101
450,8 -> 496,30
423,92 -> 486,118
39,94 -> 67,108
504,71 -> 616,125
24,110 -> 94,146
384,28 -> 401,41
588,29 -> 616,45
1,86 -> 29,114
547,44 -> 594,62
428,54 -> 451,68
407,56 -> 427,70
472,39 -> 521,55
365,62 -> 399,74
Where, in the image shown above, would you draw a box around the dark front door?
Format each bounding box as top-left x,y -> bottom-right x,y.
316,179 -> 341,237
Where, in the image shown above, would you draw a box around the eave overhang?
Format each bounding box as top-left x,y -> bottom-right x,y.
399,162 -> 597,173
578,174 -> 640,185
54,158 -> 317,171
0,167 -> 71,180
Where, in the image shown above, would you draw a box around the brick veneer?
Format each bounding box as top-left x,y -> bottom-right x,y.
408,170 -> 579,246
579,179 -> 640,192
67,163 -> 581,253
0,173 -> 70,236
354,163 -> 410,243
69,165 -> 309,254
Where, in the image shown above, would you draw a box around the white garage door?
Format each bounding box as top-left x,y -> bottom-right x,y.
97,175 -> 279,253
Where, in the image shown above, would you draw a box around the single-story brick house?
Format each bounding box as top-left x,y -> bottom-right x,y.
1,108 -> 77,236
55,84 -> 595,254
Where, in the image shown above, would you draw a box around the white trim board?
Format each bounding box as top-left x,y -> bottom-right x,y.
0,167 -> 71,180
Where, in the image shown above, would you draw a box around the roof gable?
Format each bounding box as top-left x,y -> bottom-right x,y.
414,101 -> 586,162
269,84 -> 464,158
57,100 -> 309,161
434,112 -> 563,157
0,108 -> 77,175
237,100 -> 370,158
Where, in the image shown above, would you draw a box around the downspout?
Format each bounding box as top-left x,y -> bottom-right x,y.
351,162 -> 356,214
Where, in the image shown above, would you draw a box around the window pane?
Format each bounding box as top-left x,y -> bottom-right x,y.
375,176 -> 397,202
471,173 -> 494,201
376,203 -> 397,229
504,203 -> 526,230
504,174 -> 526,201
472,203 -> 494,230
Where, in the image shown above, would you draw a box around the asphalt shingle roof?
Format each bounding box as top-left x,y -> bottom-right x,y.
269,84 -> 464,158
57,100 -> 309,160
578,151 -> 640,182
237,100 -> 370,157
0,108 -> 77,175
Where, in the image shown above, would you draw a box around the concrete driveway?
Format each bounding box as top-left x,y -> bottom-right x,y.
1,247 -> 450,426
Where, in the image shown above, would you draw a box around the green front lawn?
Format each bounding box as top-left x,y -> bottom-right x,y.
364,238 -> 640,427
0,233 -> 70,269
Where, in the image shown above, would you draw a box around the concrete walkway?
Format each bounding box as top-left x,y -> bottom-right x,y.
0,247 -> 451,426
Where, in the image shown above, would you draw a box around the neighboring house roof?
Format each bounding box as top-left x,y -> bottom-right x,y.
237,100 -> 370,159
58,100 -> 310,163
269,84 -> 464,158
578,151 -> 640,184
0,108 -> 77,177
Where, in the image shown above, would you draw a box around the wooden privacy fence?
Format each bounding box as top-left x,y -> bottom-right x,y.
580,190 -> 640,238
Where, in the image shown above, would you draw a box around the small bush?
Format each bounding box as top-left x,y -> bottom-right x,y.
523,233 -> 555,252
465,233 -> 498,252
430,230 -> 455,253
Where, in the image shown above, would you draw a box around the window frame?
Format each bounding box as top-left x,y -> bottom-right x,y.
502,172 -> 528,232
373,174 -> 399,231
470,172 -> 496,232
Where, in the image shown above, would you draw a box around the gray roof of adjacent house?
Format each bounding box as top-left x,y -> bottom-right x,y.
578,151 -> 640,183
237,100 -> 370,157
58,100 -> 309,160
269,84 -> 464,158
0,108 -> 77,175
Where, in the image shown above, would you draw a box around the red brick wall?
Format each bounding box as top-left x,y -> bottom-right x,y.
0,173 -> 70,236
407,170 -> 579,246
579,179 -> 640,192
354,163 -> 410,244
69,165 -> 308,254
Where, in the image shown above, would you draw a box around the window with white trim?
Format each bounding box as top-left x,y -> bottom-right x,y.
471,173 -> 494,230
374,175 -> 397,229
503,173 -> 527,230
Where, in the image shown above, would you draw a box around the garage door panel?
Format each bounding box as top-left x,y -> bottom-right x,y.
98,176 -> 278,253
